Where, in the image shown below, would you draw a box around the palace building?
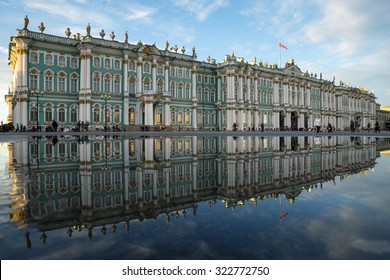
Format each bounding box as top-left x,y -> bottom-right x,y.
6,19 -> 377,131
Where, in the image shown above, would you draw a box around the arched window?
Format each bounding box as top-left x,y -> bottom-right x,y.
45,107 -> 53,122
178,83 -> 183,99
210,89 -> 215,103
104,107 -> 111,123
58,107 -> 66,122
71,57 -> 77,68
70,74 -> 78,94
114,76 -> 121,94
157,80 -> 164,94
129,78 -> 136,96
30,52 -> 38,63
177,111 -> 183,124
71,108 -> 77,123
143,78 -> 151,91
45,54 -> 53,65
30,71 -> 38,90
93,107 -> 100,123
58,56 -> 66,67
185,84 -> 190,99
185,109 -> 190,125
114,108 -> 120,123
143,62 -> 150,73
93,57 -> 100,68
114,60 -> 120,70
197,87 -> 202,102
129,108 -> 135,124
170,81 -> 175,97
170,109 -> 176,125
104,58 -> 111,69
45,72 -> 53,92
104,75 -> 111,93
30,107 -> 37,122
58,73 -> 66,93
93,74 -> 101,93
204,88 -> 209,103
129,61 -> 135,71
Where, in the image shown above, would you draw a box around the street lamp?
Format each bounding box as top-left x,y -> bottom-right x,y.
101,92 -> 111,131
32,91 -> 44,131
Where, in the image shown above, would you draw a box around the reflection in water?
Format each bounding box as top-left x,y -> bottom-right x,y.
6,136 -> 386,250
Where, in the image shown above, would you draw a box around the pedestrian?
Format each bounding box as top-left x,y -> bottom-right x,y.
314,117 -> 321,133
260,122 -> 264,132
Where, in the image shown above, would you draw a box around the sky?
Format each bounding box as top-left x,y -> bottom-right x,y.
0,0 -> 389,123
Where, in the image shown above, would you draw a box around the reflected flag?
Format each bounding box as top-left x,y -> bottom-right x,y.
279,212 -> 288,220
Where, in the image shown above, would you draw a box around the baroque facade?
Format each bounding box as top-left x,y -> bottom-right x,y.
6,21 -> 377,131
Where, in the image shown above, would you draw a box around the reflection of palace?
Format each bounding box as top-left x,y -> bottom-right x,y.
7,136 -> 382,244
6,19 -> 377,132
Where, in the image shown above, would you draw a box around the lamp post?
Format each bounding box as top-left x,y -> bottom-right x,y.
32,91 -> 44,131
101,92 -> 110,131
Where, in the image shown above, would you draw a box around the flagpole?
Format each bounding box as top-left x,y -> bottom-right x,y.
279,40 -> 281,68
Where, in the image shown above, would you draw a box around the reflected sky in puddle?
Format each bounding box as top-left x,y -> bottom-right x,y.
0,135 -> 390,259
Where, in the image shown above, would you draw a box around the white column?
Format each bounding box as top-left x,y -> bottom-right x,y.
164,102 -> 170,126
283,80 -> 288,105
217,75 -> 221,101
238,75 -> 243,101
152,58 -> 157,93
192,67 -> 198,130
123,55 -> 129,126
246,76 -> 251,102
273,79 -> 279,105
137,57 -> 143,95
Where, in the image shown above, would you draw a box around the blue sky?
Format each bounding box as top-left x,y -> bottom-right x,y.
0,0 -> 389,122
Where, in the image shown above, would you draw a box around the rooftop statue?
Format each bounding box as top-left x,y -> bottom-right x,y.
124,31 -> 128,43
165,40 -> 169,51
38,22 -> 45,33
65,27 -> 71,38
86,23 -> 91,36
23,15 -> 29,30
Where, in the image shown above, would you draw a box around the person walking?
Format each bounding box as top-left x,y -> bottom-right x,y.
314,117 -> 321,133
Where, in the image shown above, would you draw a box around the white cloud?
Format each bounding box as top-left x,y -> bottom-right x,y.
173,0 -> 229,22
0,46 -> 8,55
351,239 -> 390,255
22,0 -> 114,27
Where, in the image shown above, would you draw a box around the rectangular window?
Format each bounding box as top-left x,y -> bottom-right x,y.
71,77 -> 78,93
30,74 -> 38,90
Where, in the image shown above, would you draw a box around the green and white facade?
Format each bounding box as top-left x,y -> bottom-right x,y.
6,25 -> 377,131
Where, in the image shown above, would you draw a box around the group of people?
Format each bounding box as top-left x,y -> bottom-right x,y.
232,123 -> 266,132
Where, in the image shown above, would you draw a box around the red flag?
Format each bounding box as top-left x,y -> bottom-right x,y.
279,212 -> 288,219
279,43 -> 288,50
